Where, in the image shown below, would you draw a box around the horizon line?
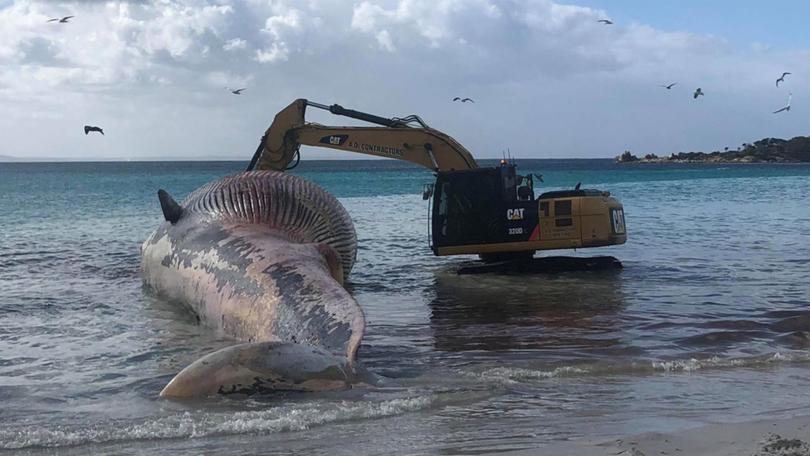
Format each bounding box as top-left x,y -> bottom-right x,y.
0,156 -> 616,163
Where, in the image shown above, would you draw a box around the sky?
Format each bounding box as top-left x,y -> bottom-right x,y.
1,0 -> 810,161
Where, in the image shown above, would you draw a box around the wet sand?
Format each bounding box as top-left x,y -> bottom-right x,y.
537,415 -> 810,456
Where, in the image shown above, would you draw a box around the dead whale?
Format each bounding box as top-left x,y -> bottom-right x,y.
141,171 -> 374,397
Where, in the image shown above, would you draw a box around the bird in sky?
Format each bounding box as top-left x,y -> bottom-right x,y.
773,92 -> 792,114
597,19 -> 613,25
452,97 -> 474,103
776,72 -> 791,87
660,82 -> 677,90
47,16 -> 74,23
693,88 -> 704,99
84,125 -> 104,135
229,88 -> 246,95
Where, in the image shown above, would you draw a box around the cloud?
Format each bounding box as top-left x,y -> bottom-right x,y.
254,42 -> 288,63
204,70 -> 253,89
223,37 -> 247,52
0,1 -> 236,92
1,0 -> 729,93
0,0 -> 808,161
375,30 -> 395,52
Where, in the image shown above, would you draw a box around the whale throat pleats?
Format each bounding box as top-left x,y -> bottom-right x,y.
180,171 -> 357,280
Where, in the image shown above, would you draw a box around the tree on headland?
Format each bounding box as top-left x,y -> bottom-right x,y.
616,150 -> 639,162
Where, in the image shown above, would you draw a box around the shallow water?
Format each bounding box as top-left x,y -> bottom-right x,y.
2,159 -> 810,454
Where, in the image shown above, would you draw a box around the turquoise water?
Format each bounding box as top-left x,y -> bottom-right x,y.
2,159 -> 810,454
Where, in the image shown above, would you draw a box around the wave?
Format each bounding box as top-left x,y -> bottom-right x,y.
1,395 -> 435,449
465,352 -> 810,385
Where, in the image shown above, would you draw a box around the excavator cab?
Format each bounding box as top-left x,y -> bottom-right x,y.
432,164 -> 536,251
430,162 -> 626,260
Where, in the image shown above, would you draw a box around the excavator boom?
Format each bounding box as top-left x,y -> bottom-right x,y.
248,99 -> 478,172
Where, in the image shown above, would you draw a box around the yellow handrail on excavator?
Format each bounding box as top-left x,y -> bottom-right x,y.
247,99 -> 478,172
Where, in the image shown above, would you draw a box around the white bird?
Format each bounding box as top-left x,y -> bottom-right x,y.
597,19 -> 613,25
47,15 -> 74,23
773,92 -> 792,114
660,82 -> 677,90
776,72 -> 791,87
693,88 -> 704,99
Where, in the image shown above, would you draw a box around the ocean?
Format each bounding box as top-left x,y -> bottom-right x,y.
2,159 -> 810,454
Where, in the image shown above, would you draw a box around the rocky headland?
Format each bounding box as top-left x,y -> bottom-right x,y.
616,136 -> 810,164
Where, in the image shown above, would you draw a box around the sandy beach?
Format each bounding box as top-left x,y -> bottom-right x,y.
537,415 -> 810,456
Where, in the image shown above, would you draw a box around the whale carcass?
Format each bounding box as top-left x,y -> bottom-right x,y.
141,171 -> 373,397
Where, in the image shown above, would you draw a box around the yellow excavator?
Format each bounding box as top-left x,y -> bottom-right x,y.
248,99 -> 626,263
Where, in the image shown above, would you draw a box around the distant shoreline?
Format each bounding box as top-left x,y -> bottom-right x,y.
620,158 -> 810,165
616,135 -> 810,165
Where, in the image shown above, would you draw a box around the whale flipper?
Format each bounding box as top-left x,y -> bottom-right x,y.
157,189 -> 184,224
159,342 -> 375,398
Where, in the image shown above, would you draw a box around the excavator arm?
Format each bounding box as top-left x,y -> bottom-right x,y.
247,99 -> 478,172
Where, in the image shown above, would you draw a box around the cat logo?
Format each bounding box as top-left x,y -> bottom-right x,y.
319,134 -> 348,146
506,208 -> 525,221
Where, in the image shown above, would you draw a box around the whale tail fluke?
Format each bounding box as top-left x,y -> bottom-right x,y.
157,189 -> 184,224
159,342 -> 375,398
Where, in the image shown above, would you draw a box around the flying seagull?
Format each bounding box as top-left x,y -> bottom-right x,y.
776,72 -> 791,87
660,82 -> 677,90
773,92 -> 792,114
84,125 -> 104,135
693,88 -> 704,99
452,97 -> 474,103
47,16 -> 74,23
597,19 -> 613,25
229,88 -> 246,95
